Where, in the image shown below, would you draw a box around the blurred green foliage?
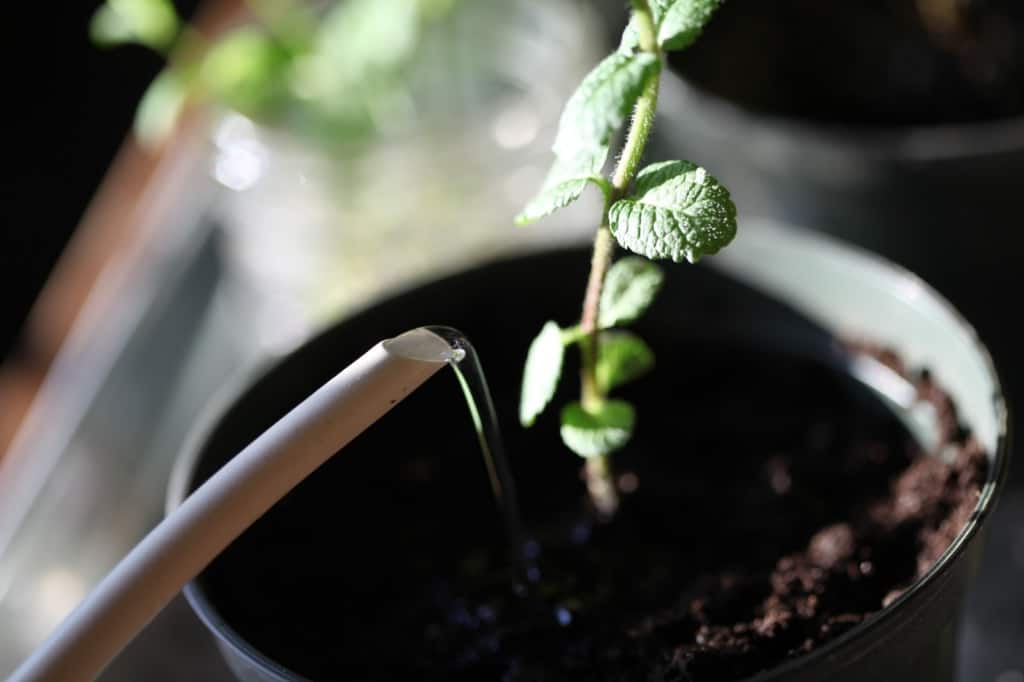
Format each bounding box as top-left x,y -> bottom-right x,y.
92,0 -> 460,146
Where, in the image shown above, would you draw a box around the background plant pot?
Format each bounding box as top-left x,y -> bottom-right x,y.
168,221 -> 1007,681
654,73 -> 1024,294
645,0 -> 1024,310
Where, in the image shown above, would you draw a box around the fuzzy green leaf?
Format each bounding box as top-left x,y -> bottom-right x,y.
520,51 -> 658,223
90,0 -> 179,51
596,332 -> 655,394
560,400 -> 636,458
516,177 -> 589,225
598,257 -> 664,328
519,321 -> 566,427
515,162 -> 608,225
658,0 -> 722,51
609,160 -> 736,264
620,0 -> 721,53
552,51 -> 659,165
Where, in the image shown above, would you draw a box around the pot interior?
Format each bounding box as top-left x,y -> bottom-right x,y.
180,231 -> 1004,680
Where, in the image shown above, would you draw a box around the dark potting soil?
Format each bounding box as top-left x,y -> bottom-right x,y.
670,0 -> 1024,126
192,252 -> 987,681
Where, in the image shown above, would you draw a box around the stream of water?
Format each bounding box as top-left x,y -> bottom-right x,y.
425,326 -> 533,579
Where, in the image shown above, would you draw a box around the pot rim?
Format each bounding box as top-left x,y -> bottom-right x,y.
717,221 -> 1013,680
167,356 -> 308,680
183,580 -> 300,682
168,222 -> 1011,681
660,68 -> 1024,164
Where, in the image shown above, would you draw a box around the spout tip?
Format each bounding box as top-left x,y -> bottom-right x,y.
383,327 -> 458,364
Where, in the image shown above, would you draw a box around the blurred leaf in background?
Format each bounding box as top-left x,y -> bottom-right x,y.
91,0 -> 181,51
91,0 -> 462,148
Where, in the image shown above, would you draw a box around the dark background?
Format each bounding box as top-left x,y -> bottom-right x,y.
0,2 -> 197,365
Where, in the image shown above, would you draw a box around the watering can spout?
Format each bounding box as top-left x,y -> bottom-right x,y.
9,328 -> 454,682
385,326 -> 463,363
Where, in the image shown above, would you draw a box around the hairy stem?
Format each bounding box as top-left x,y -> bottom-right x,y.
580,220 -> 615,411
584,453 -> 619,519
629,0 -> 660,56
578,0 -> 661,519
612,67 -> 660,194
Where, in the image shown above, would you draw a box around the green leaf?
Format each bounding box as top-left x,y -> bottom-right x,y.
551,51 -> 659,166
134,68 -> 188,147
658,0 -> 722,51
519,322 -> 566,427
287,0 -> 458,140
618,24 -> 638,53
90,0 -> 179,51
609,160 -> 737,264
620,0 -> 721,53
596,332 -> 655,394
199,28 -> 290,117
598,257 -> 664,328
560,400 -> 636,458
515,162 -> 608,225
520,51 -> 658,223
515,177 -> 589,225
315,0 -> 420,77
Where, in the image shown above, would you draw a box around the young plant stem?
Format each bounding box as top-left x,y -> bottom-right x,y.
579,0 -> 661,519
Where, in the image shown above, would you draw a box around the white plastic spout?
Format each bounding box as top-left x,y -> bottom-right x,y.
8,328 -> 454,682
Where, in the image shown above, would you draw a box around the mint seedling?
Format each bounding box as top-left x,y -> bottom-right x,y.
517,0 -> 736,517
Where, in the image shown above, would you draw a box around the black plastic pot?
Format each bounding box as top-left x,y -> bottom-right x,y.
654,59 -> 1024,296
168,222 -> 1008,681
